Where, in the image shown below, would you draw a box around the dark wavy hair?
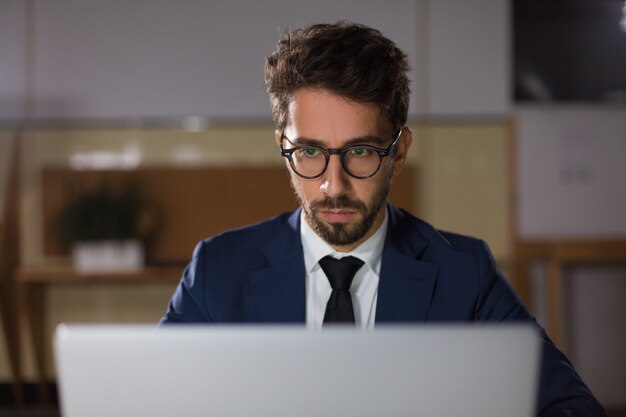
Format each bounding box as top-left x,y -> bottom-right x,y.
265,21 -> 410,133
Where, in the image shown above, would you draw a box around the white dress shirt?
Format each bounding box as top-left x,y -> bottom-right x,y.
301,209 -> 388,330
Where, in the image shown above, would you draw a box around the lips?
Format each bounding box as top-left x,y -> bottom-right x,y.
311,196 -> 367,224
319,209 -> 357,223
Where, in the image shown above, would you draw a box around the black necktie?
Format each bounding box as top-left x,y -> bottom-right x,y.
319,255 -> 364,325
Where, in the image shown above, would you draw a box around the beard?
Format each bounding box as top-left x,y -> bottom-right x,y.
292,168 -> 392,247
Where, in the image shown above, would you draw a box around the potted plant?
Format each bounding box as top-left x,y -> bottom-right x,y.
58,181 -> 158,272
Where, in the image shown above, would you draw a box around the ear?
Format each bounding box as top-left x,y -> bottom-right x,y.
276,130 -> 293,172
391,127 -> 412,177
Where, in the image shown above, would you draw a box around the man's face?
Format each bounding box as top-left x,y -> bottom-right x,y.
276,88 -> 412,252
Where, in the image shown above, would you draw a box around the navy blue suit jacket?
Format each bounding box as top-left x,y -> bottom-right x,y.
162,204 -> 604,417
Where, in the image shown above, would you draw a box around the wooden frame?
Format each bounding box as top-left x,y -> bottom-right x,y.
513,240 -> 626,347
0,134 -> 23,404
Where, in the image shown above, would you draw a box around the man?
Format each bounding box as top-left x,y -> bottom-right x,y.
161,21 -> 605,416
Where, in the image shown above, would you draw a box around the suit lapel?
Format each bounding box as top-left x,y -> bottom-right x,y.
376,246 -> 439,322
376,205 -> 439,323
244,210 -> 306,323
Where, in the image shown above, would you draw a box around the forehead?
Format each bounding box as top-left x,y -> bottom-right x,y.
285,88 -> 390,143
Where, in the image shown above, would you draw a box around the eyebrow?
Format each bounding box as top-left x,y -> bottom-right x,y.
288,134 -> 388,148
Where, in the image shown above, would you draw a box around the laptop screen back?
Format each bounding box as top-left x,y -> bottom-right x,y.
54,324 -> 540,417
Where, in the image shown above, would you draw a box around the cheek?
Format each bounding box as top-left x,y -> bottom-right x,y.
352,178 -> 378,199
289,174 -> 317,201
361,170 -> 392,200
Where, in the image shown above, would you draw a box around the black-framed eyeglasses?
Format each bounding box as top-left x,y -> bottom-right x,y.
280,128 -> 403,179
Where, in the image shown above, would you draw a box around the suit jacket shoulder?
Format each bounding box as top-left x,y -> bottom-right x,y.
161,209 -> 305,323
388,205 -> 492,264
378,205 -> 521,323
197,210 -> 299,266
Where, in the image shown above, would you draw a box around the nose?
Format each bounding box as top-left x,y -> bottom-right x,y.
319,154 -> 351,197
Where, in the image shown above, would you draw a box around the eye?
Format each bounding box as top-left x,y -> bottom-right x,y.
299,147 -> 323,157
349,146 -> 373,157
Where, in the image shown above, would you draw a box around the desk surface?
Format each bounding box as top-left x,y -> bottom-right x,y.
16,265 -> 184,285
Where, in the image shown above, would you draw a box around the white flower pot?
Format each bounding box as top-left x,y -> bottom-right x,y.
72,240 -> 144,273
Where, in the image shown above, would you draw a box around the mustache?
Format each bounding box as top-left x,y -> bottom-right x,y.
310,195 -> 367,212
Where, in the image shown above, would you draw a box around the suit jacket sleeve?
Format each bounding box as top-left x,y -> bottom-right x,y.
475,240 -> 605,417
160,241 -> 213,324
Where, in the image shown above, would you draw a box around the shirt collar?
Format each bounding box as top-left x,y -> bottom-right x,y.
301,208 -> 388,273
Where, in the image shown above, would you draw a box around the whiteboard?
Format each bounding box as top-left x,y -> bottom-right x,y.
30,0 -> 421,121
516,105 -> 626,238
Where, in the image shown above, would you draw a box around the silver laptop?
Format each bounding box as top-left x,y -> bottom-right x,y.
54,324 -> 540,417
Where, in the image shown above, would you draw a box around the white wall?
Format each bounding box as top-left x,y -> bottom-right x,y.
516,105 -> 626,238
0,0 -> 27,120
19,0 -> 424,120
426,0 -> 510,117
1,0 -> 511,122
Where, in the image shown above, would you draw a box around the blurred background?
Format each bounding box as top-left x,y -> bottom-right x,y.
0,0 -> 625,415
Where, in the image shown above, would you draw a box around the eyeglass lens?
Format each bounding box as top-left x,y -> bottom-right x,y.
290,146 -> 380,178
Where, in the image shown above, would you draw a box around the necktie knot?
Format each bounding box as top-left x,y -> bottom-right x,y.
319,256 -> 364,290
319,255 -> 364,324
